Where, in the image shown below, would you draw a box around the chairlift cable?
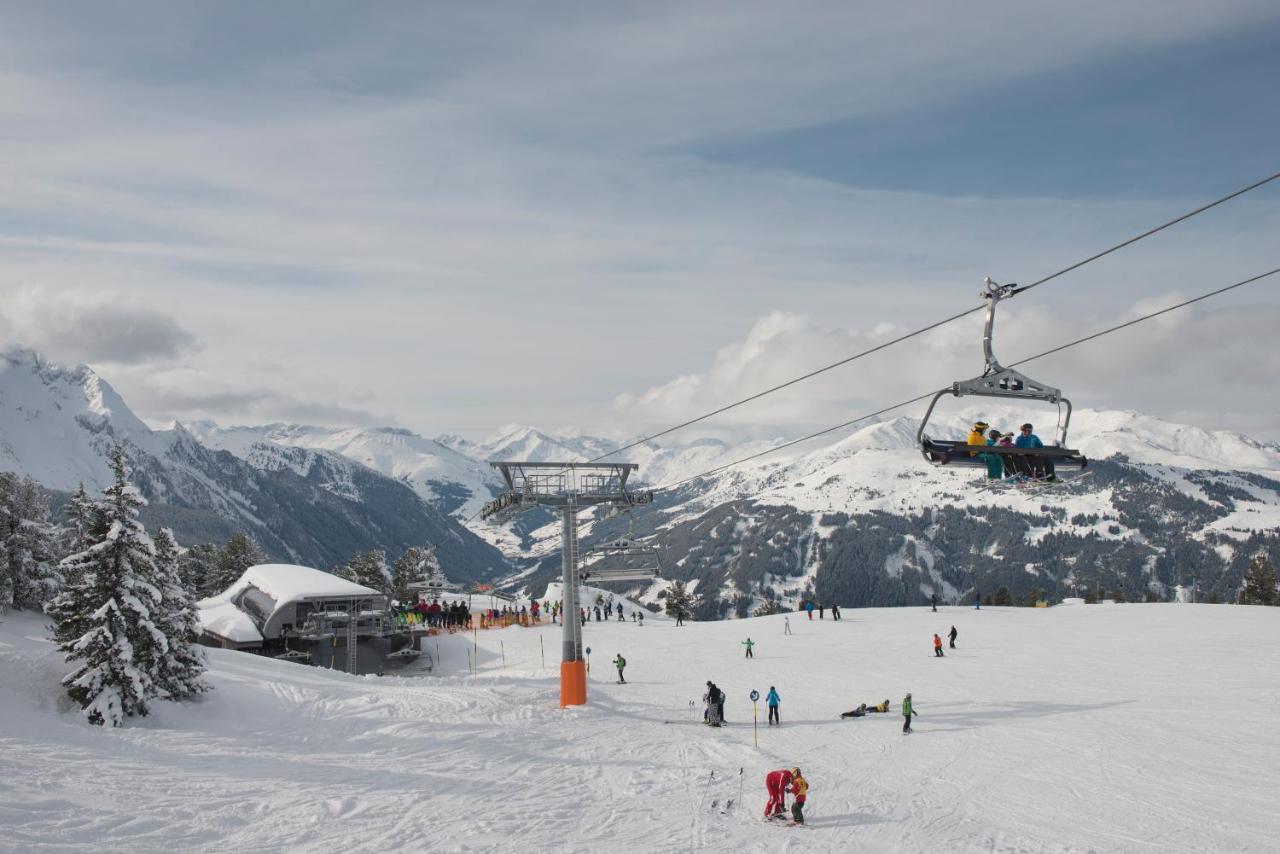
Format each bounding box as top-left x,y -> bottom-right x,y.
586,171 -> 1280,465
656,266 -> 1279,492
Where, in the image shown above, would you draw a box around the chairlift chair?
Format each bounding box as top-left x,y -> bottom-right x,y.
917,278 -> 1087,473
580,510 -> 663,583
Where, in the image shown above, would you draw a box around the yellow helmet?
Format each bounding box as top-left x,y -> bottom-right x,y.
791,767 -> 801,777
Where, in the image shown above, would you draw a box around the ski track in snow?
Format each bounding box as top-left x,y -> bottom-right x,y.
2,605 -> 1279,853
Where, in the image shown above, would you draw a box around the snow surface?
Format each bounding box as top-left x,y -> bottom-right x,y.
3,603 -> 1278,852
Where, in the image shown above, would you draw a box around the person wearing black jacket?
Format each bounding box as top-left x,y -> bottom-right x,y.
704,681 -> 724,726
949,625 -> 958,649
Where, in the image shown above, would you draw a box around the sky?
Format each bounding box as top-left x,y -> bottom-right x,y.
1,1 -> 1278,443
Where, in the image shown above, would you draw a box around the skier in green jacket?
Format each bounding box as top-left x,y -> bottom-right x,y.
613,654 -> 626,683
902,692 -> 916,733
742,638 -> 755,659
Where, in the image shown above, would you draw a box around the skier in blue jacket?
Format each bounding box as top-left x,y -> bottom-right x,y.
766,686 -> 781,726
1014,422 -> 1057,481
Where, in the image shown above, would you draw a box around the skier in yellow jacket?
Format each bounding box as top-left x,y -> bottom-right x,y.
967,421 -> 989,456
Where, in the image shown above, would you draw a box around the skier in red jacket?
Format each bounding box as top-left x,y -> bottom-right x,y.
763,768 -> 793,819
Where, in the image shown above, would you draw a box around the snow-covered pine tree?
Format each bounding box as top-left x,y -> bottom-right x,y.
206,532 -> 267,595
344,549 -> 391,594
182,543 -> 217,598
1240,554 -> 1277,606
392,545 -> 436,604
45,445 -> 165,726
0,472 -> 60,612
665,580 -> 697,622
150,528 -> 208,699
60,482 -> 96,560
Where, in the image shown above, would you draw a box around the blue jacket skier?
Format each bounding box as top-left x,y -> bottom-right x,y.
766,686 -> 781,726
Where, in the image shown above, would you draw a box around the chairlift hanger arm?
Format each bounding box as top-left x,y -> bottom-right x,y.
918,276 -> 1080,465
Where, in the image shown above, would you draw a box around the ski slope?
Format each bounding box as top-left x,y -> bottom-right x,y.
2,604 -> 1278,852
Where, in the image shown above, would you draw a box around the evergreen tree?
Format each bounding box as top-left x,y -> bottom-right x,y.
344,549 -> 391,594
993,586 -> 1014,606
0,473 -> 60,611
1240,554 -> 1277,606
752,599 -> 783,617
207,532 -> 267,595
665,580 -> 697,622
392,545 -> 437,604
182,543 -> 218,598
60,482 -> 96,558
150,528 -> 208,699
45,445 -> 165,726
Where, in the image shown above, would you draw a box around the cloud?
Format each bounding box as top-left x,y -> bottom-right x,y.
118,365 -> 390,428
0,285 -> 200,364
0,4 -> 1275,439
610,294 -> 1280,442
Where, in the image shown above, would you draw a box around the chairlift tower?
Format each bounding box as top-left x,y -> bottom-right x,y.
481,461 -> 655,707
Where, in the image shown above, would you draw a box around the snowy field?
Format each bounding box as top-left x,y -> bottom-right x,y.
2,604 -> 1278,853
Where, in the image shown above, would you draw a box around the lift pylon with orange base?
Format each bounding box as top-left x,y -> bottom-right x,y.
479,461 -> 656,709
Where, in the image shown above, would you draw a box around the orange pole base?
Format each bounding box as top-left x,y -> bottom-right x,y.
560,659 -> 587,707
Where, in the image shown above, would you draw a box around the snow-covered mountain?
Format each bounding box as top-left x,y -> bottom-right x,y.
438,425 -> 619,465
187,422 -> 501,519
0,348 -> 511,581
494,404 -> 1280,615
8,343 -> 1276,612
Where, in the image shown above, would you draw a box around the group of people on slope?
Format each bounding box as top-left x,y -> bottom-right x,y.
399,599 -> 471,629
967,420 -> 1058,482
839,698 -> 892,717
763,767 -> 809,824
577,604 -> 645,625
933,625 -> 958,656
801,601 -> 841,620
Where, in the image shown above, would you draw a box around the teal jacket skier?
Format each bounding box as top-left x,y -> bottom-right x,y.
613,654 -> 626,683
765,686 -> 781,726
742,638 -> 755,658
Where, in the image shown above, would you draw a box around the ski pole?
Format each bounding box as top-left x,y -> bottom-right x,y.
501,640 -> 506,669
540,634 -> 545,670
696,770 -> 715,814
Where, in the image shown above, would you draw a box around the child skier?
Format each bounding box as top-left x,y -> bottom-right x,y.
949,625 -> 958,649
789,769 -> 808,825
742,637 -> 755,659
934,633 -> 945,657
903,692 -> 916,733
763,768 -> 793,819
613,653 -> 626,684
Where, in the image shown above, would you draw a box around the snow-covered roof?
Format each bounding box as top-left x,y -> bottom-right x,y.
201,564 -> 379,608
199,600 -> 264,644
198,564 -> 382,644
